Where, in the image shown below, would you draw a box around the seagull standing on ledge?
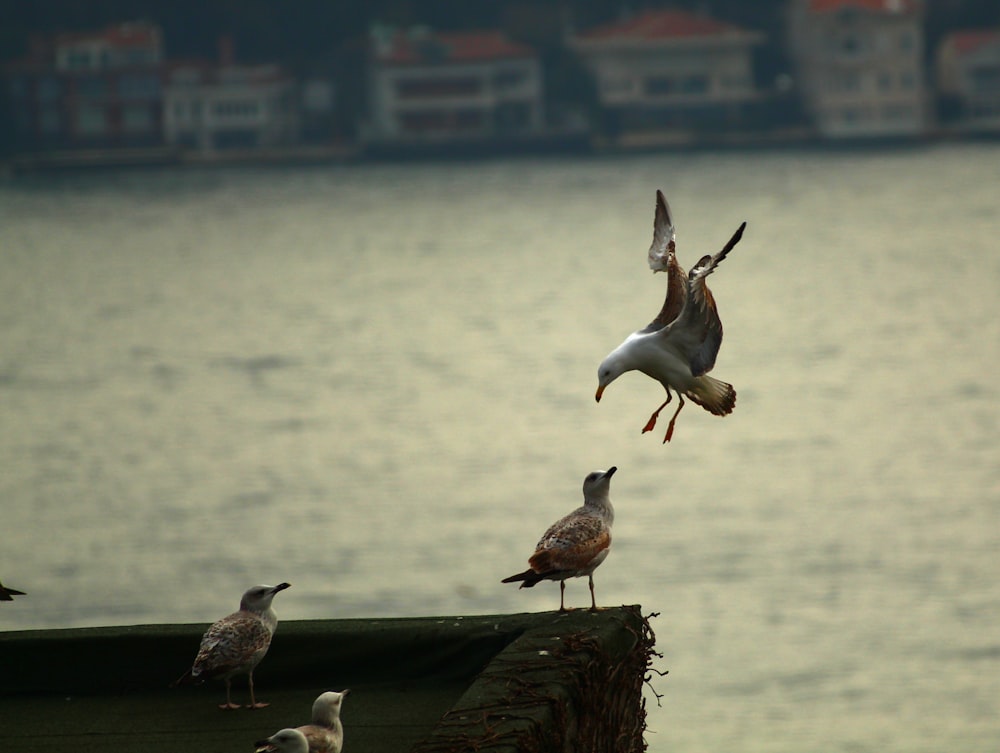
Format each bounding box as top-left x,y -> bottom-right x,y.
502,468 -> 617,612
0,580 -> 26,601
255,728 -> 311,753
173,582 -> 290,709
596,190 -> 746,442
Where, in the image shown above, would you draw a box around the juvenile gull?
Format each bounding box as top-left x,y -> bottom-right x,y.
255,728 -> 310,753
502,468 -> 616,612
596,190 -> 746,442
256,690 -> 350,753
0,579 -> 26,601
173,582 -> 290,709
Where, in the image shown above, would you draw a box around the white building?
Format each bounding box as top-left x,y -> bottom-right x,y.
164,63 -> 299,151
568,9 -> 764,142
936,29 -> 1000,133
365,27 -> 545,147
788,0 -> 928,139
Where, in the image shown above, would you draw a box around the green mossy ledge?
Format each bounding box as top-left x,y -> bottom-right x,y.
0,606 -> 656,752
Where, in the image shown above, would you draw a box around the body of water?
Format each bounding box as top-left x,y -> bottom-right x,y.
1,144 -> 998,752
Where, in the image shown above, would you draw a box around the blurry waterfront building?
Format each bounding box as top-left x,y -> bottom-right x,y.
163,37 -> 299,153
567,8 -> 765,147
3,21 -> 165,149
363,26 -> 546,151
788,0 -> 929,139
935,29 -> 1000,134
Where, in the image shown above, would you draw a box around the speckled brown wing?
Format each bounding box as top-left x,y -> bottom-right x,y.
528,513 -> 611,574
193,611 -> 272,679
297,724 -> 337,753
681,221 -> 746,375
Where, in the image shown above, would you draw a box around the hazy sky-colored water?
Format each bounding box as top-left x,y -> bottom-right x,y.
1,144 -> 998,752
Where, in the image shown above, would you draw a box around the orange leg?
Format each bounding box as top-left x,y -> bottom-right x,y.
662,394 -> 686,443
218,678 -> 241,710
245,671 -> 269,709
588,575 -> 598,612
642,390 -> 673,433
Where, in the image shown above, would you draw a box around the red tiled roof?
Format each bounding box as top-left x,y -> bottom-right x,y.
56,22 -> 160,49
808,0 -> 920,13
574,9 -> 742,42
376,30 -> 535,64
943,29 -> 1000,56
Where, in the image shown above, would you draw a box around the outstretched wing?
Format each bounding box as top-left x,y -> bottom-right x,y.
642,190 -> 687,333
657,221 -> 746,376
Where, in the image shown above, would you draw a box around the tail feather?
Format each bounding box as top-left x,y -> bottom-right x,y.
501,569 -> 547,589
685,375 -> 736,416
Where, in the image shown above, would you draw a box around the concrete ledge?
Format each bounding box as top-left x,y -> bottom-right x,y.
0,606 -> 655,752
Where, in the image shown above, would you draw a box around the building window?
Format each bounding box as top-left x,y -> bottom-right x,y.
680,75 -> 709,95
495,101 -> 532,131
77,76 -> 108,99
118,74 -> 161,99
76,104 -> 108,134
38,76 -> 61,102
212,100 -> 260,120
123,104 -> 153,132
882,104 -> 914,121
493,68 -> 527,91
7,75 -> 27,99
644,76 -> 674,96
970,65 -> 1000,95
829,71 -> 861,93
40,107 -> 61,134
839,34 -> 860,56
65,50 -> 93,70
395,76 -> 481,98
602,77 -> 633,95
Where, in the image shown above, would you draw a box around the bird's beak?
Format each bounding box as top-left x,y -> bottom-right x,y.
273,582 -> 291,593
595,385 -> 605,403
605,467 -> 617,478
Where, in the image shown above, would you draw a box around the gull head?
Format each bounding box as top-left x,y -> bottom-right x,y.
240,582 -> 291,613
255,728 -> 310,753
583,467 -> 617,493
312,689 -> 350,725
595,351 -> 630,402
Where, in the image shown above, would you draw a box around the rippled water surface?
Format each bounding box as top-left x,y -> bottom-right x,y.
2,144 -> 998,752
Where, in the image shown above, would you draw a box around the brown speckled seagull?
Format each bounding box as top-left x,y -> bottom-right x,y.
255,690 -> 350,753
173,582 -> 290,709
596,190 -> 746,442
502,467 -> 616,612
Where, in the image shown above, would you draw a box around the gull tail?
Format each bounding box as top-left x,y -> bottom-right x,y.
685,375 -> 736,416
502,569 -> 546,589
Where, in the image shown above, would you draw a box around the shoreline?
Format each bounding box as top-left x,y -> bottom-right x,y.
3,126 -> 997,176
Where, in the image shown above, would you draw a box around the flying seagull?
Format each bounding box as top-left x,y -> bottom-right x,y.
172,582 -> 290,709
596,190 -> 746,442
502,468 -> 616,612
